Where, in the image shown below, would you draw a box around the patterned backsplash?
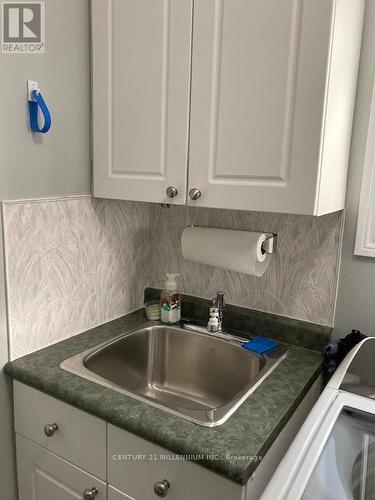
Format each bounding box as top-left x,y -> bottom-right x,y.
3,197 -> 152,358
2,196 -> 343,358
149,205 -> 343,326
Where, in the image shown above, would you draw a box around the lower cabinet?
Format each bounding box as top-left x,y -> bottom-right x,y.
13,380 -> 321,500
16,434 -> 107,500
108,424 -> 242,500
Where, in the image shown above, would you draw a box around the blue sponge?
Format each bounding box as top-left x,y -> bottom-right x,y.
242,336 -> 278,354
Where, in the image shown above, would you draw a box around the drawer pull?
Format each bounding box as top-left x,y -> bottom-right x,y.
44,423 -> 58,437
154,479 -> 170,497
83,487 -> 98,499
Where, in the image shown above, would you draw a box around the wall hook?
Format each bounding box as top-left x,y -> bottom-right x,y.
27,80 -> 51,134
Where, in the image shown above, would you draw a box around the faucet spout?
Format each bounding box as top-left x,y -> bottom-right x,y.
208,290 -> 225,332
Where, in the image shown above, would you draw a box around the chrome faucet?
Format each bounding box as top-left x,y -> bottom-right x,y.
207,290 -> 225,333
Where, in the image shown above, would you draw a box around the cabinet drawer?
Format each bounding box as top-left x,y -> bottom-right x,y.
14,381 -> 106,480
108,424 -> 242,500
16,433 -> 106,500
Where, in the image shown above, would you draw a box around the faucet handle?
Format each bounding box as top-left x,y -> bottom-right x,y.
209,306 -> 219,317
208,307 -> 220,332
213,289 -> 225,306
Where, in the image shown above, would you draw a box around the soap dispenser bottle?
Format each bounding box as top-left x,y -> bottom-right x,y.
160,273 -> 181,324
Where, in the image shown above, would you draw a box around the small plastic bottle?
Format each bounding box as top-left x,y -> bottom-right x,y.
160,273 -> 181,324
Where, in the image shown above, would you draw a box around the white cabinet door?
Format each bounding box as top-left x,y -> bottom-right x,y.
92,0 -> 192,205
188,0 -> 363,215
108,424 -> 243,500
16,434 -> 107,500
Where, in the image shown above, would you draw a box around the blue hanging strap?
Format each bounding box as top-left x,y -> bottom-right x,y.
28,89 -> 51,134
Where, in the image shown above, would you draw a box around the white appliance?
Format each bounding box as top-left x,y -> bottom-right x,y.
261,337 -> 375,500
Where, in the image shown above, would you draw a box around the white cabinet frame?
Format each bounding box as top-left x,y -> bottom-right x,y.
355,73 -> 375,257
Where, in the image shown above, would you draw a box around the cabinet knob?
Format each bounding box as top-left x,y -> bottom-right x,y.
44,423 -> 58,437
189,188 -> 201,200
154,479 -> 170,497
166,186 -> 178,198
83,487 -> 98,500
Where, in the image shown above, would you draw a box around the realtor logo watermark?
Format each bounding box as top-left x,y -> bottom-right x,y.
2,2 -> 45,53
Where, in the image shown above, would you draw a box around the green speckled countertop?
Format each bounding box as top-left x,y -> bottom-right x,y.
5,308 -> 323,485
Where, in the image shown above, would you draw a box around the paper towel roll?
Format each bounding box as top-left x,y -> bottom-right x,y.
181,226 -> 272,277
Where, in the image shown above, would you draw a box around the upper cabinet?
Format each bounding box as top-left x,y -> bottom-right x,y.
92,0 -> 364,215
92,0 -> 192,205
188,0 -> 364,215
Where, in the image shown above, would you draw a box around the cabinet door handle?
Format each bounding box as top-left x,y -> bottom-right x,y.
154,479 -> 170,497
166,186 -> 178,198
83,487 -> 98,500
189,188 -> 201,200
44,423 -> 58,437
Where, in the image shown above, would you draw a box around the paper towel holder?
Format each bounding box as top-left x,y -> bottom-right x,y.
185,226 -> 277,255
261,233 -> 278,255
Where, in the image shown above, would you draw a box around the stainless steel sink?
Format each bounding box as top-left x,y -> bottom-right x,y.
60,324 -> 287,426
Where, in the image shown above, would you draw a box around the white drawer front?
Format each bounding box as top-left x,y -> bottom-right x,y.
16,433 -> 106,500
108,424 -> 242,500
14,381 -> 106,480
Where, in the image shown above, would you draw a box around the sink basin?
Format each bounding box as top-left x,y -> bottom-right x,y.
60,324 -> 287,426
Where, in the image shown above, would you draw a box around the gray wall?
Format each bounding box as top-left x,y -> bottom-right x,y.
0,0 -> 91,200
0,1 -> 91,498
0,207 -> 17,500
334,0 -> 375,339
